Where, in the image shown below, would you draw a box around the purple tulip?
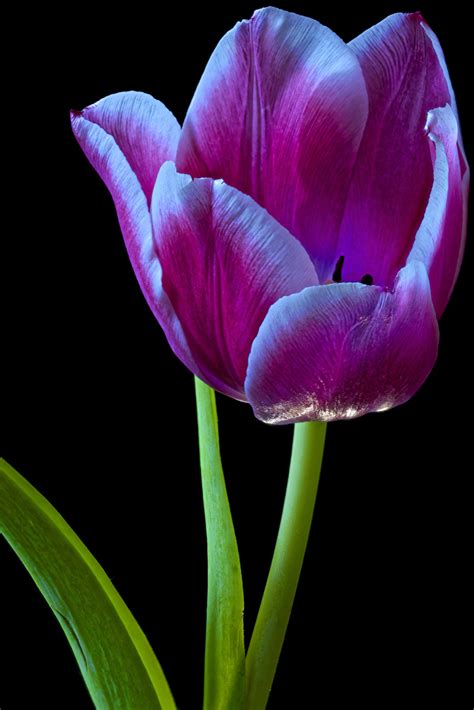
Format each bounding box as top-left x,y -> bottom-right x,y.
71,8 -> 468,424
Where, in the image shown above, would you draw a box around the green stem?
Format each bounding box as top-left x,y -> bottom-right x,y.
195,377 -> 246,710
245,421 -> 327,709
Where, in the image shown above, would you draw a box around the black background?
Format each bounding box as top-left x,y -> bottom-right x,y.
1,2 -> 472,707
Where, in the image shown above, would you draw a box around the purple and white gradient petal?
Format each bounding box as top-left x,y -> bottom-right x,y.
151,162 -> 318,399
71,8 -> 468,424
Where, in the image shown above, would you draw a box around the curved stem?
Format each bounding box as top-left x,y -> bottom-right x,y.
195,377 -> 246,710
245,421 -> 327,710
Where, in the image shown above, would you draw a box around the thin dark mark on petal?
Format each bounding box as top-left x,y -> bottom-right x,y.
332,255 -> 345,282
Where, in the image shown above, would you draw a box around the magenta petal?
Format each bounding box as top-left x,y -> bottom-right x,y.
152,162 -> 319,399
176,7 -> 368,280
338,13 -> 452,287
245,261 -> 439,424
408,106 -> 469,317
73,91 -> 180,203
71,95 -> 198,374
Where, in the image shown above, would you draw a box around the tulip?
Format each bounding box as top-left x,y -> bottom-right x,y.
71,8 -> 468,424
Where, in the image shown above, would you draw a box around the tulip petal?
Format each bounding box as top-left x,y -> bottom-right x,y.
407,105 -> 468,316
73,91 -> 181,203
337,13 -> 452,288
71,95 -> 199,374
246,261 -> 438,424
420,19 -> 466,157
176,7 -> 368,280
152,162 -> 319,399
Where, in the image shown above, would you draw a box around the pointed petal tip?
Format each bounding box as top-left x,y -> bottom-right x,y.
407,10 -> 425,21
249,6 -> 284,20
228,7 -> 309,43
158,159 -> 178,176
69,108 -> 83,128
414,10 -> 434,31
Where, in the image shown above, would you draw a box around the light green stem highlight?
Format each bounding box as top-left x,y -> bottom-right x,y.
195,377 -> 246,710
0,457 -> 176,710
245,420 -> 327,709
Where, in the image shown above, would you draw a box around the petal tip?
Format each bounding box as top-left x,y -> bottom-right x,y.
407,10 -> 425,21
155,160 -> 193,193
69,108 -> 83,125
425,103 -> 458,142
70,109 -> 86,138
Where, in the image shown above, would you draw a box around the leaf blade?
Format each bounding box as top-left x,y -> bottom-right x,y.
0,457 -> 176,710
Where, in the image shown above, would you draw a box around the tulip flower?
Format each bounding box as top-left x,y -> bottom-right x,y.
71,8 -> 468,424
2,10 -> 466,710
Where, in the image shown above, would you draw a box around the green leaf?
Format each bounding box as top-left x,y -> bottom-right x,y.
0,458 -> 176,710
194,378 -> 246,710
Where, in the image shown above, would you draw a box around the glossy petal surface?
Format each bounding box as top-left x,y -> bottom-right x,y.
152,162 -> 319,399
246,262 -> 439,424
75,91 -> 180,202
177,7 -> 368,279
408,105 -> 466,316
71,93 -> 198,373
337,13 -> 452,287
71,11 -> 467,424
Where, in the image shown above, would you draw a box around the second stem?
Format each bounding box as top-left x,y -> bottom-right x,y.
245,420 -> 327,709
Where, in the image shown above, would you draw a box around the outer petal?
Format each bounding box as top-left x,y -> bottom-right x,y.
337,13 -> 452,288
151,162 -> 319,400
71,94 -> 198,373
74,91 -> 181,203
398,18 -> 470,281
176,7 -> 368,280
420,18 -> 466,157
408,105 -> 467,316
245,261 -> 439,424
